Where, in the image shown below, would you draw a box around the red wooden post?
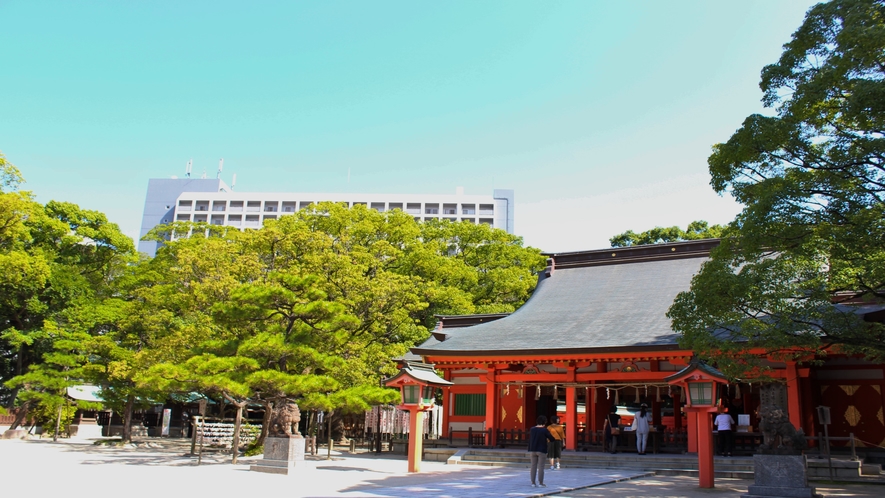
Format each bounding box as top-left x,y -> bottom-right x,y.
484,372 -> 496,447
786,361 -> 803,431
565,386 -> 577,451
687,411 -> 698,453
696,410 -> 715,488
407,408 -> 423,473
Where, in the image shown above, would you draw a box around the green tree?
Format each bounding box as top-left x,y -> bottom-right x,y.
610,221 -> 726,247
668,0 -> 885,377
1,162 -> 135,419
3,322 -> 102,439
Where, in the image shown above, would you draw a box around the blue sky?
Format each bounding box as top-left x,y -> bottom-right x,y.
0,1 -> 818,252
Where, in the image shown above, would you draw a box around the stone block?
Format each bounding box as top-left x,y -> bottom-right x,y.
753,454 -> 808,487
741,454 -> 821,498
250,436 -> 305,476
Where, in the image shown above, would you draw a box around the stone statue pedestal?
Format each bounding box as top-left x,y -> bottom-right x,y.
250,436 -> 306,475
741,455 -> 821,498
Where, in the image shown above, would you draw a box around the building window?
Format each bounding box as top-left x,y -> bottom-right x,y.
454,393 -> 486,416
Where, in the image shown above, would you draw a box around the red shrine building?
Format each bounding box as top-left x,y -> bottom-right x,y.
408,240 -> 885,453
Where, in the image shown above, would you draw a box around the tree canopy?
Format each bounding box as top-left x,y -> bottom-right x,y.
668,0 -> 885,378
3,185 -> 543,442
609,220 -> 725,247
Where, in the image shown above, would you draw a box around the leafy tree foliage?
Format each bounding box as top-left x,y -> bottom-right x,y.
609,221 -> 725,247
1,158 -> 135,411
4,153 -> 541,444
668,0 -> 885,377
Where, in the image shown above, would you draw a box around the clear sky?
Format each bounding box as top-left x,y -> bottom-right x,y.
0,0 -> 819,252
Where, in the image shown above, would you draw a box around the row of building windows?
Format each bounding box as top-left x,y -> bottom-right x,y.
177,200 -> 496,216
175,212 -> 496,227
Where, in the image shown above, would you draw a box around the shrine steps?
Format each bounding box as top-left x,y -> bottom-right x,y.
447,448 -> 756,479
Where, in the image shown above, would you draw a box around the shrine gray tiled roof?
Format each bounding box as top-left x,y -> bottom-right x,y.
412,254 -> 708,357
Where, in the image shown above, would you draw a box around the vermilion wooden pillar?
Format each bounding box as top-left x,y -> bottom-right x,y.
687,411 -> 698,453
786,362 -> 803,431
485,369 -> 496,446
565,386 -> 577,450
693,410 -> 715,488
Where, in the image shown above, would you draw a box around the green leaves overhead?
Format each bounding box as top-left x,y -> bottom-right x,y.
669,0 -> 885,377
610,221 -> 726,248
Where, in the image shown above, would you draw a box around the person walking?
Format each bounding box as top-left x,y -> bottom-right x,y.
603,405 -> 621,454
714,408 -> 736,456
547,415 -> 565,470
528,415 -> 556,488
631,403 -> 652,455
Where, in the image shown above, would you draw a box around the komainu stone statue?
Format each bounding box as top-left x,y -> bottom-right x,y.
268,401 -> 301,437
758,404 -> 807,454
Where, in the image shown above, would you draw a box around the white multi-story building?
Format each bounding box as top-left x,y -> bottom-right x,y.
138,177 -> 515,257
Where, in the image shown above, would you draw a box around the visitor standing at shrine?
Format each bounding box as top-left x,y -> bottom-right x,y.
631,403 -> 652,455
547,415 -> 565,470
528,415 -> 556,488
604,405 -> 621,453
714,408 -> 736,456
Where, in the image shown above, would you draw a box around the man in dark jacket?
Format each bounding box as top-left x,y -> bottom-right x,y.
528,415 -> 556,487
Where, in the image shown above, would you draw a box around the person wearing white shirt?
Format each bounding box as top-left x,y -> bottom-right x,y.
714,409 -> 736,457
631,403 -> 652,455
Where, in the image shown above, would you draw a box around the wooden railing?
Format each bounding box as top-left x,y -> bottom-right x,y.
496,428 -> 529,448
448,428 -> 491,447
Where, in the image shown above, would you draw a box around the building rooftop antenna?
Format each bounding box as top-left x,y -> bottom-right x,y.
217,158 -> 224,179
231,173 -> 237,191
185,159 -> 192,178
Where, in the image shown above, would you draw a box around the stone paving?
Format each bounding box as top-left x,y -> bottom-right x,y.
1,437 -> 883,497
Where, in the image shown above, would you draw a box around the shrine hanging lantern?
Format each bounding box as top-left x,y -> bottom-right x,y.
384,361 -> 452,411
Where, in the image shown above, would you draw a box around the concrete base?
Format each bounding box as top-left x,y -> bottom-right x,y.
741,455 -> 821,498
250,436 -> 305,476
1,429 -> 29,440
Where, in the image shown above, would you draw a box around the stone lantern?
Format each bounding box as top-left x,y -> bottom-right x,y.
384,361 -> 452,472
665,357 -> 728,489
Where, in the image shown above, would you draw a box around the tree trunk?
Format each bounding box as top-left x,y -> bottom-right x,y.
53,404 -> 63,442
232,403 -> 243,464
326,411 -> 334,460
9,399 -> 34,430
256,400 -> 272,448
121,394 -> 135,443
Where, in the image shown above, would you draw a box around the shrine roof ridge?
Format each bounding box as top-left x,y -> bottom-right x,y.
544,238 -> 719,269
